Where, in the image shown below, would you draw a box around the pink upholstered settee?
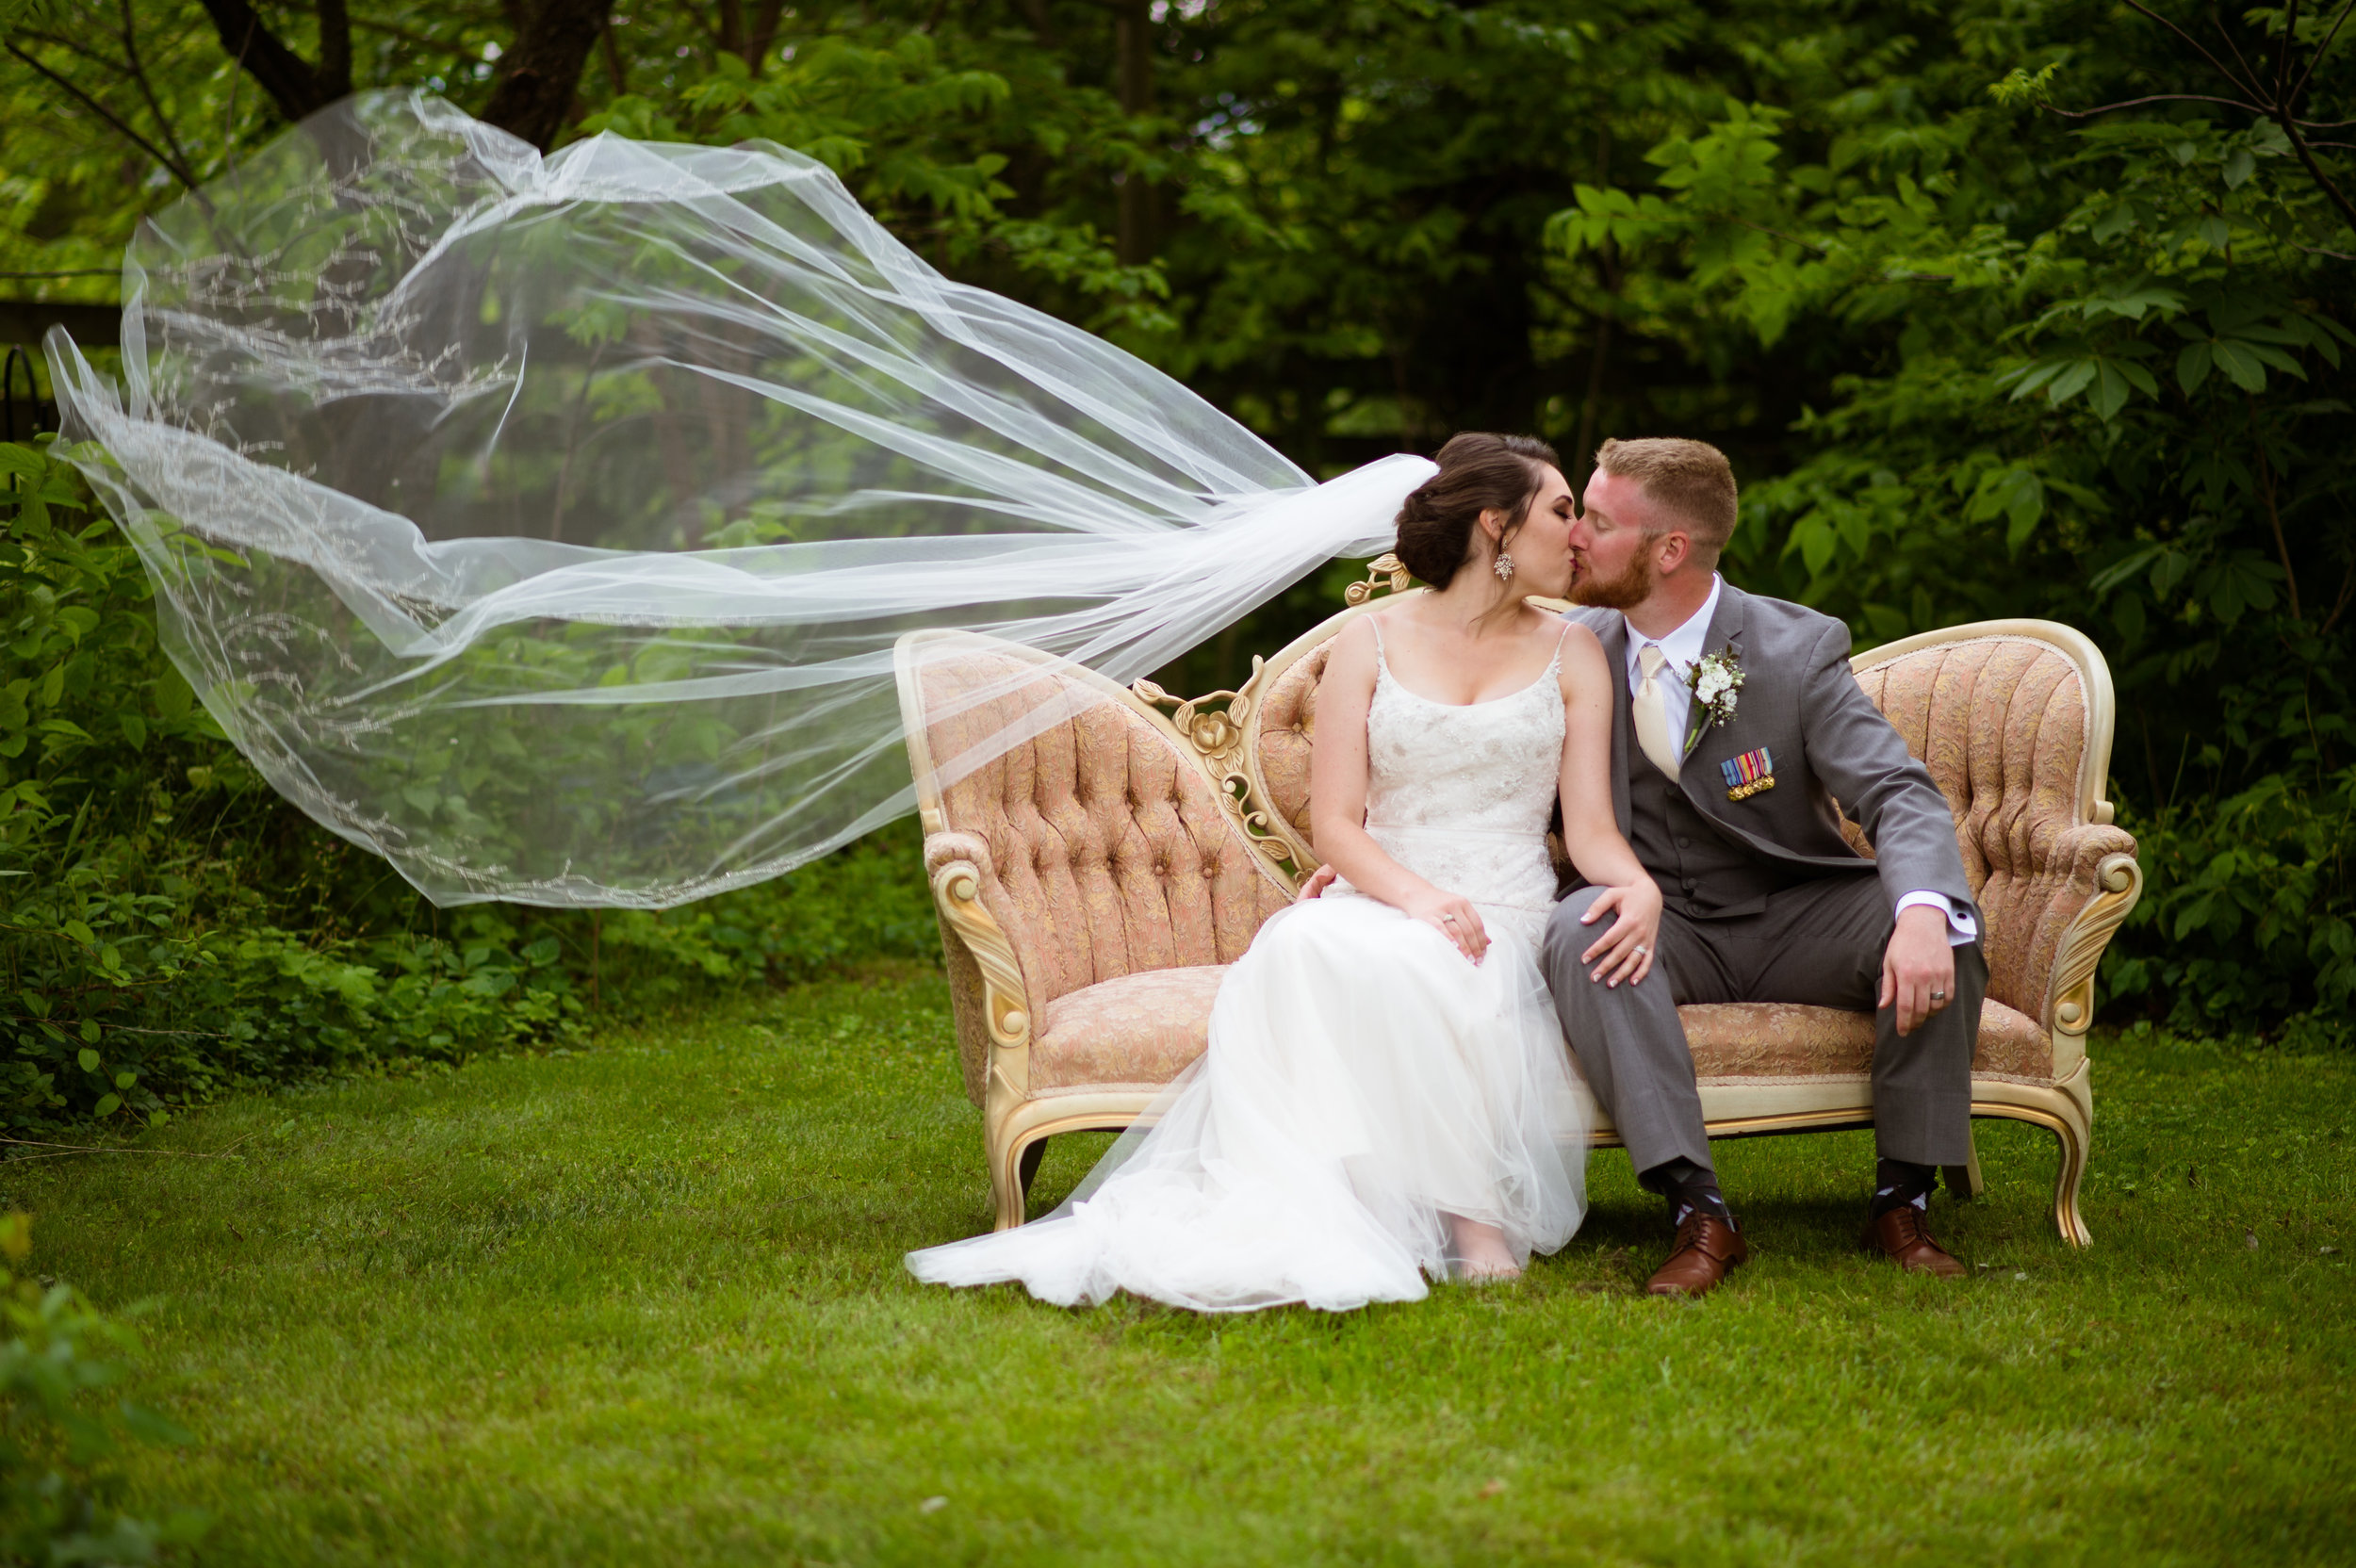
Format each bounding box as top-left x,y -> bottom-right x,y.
895,565 -> 2143,1244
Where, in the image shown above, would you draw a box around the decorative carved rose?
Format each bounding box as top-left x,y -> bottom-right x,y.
1188,711 -> 1236,754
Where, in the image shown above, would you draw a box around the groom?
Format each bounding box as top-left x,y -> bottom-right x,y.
1546,437 -> 1985,1298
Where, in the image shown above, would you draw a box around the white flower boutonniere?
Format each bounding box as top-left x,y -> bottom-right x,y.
1680,644 -> 1745,758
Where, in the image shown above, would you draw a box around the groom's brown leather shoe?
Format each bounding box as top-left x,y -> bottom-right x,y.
1644,1213 -> 1748,1298
1864,1204 -> 1967,1277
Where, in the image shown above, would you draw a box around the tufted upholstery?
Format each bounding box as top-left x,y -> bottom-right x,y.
1854,636 -> 2137,1026
1253,642 -> 1332,846
909,645 -> 1291,1105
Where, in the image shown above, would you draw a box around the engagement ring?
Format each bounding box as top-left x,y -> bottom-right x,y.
1930,988 -> 1947,1002
1634,944 -> 1650,956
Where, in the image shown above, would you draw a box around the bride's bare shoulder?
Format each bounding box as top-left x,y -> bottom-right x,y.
1547,615 -> 1612,687
1322,613 -> 1382,685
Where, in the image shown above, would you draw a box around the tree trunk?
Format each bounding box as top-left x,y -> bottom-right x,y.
1112,0 -> 1156,265
480,0 -> 611,151
315,0 -> 352,101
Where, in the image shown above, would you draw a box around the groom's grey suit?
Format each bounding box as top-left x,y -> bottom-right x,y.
1542,582 -> 1984,1174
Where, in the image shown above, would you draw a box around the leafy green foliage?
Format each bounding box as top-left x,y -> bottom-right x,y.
8,0 -> 2355,1028
0,1213 -> 205,1564
0,438 -> 593,1131
1545,0 -> 2356,1029
2111,771 -> 2356,1032
0,438 -> 941,1132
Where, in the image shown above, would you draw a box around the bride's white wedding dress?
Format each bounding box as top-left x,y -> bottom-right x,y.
905,621 -> 1591,1312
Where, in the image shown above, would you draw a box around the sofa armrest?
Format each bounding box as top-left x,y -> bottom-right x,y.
1982,820 -> 2139,1077
924,830 -> 1039,1105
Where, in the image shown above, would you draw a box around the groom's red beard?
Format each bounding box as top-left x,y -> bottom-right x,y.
1568,547 -> 1655,612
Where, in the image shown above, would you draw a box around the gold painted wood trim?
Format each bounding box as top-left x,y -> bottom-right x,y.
2045,852 -> 2144,1077
981,1080 -> 2092,1245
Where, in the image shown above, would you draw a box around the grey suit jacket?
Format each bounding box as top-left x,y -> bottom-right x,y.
1562,583 -> 1977,921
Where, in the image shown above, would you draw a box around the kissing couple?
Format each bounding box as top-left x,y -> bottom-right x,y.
909,433 -> 1985,1311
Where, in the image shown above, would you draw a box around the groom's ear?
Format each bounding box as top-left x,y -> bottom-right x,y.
1652,528 -> 1693,574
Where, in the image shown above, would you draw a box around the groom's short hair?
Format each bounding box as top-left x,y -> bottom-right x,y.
1595,438 -> 1738,561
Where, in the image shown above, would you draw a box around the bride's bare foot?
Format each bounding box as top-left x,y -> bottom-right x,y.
1448,1216 -> 1523,1282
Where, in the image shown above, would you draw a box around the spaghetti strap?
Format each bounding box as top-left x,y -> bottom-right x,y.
1367,613 -> 1390,672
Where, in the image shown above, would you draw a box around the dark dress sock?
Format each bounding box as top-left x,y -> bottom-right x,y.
1870,1157 -> 1939,1218
1641,1156 -> 1730,1226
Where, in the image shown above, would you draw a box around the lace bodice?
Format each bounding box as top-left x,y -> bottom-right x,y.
1330,618 -> 1568,932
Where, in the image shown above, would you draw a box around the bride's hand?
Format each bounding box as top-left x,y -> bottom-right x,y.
1577,876 -> 1661,988
1404,888 -> 1489,963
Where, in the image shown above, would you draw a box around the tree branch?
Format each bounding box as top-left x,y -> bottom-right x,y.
8,28 -> 134,79
2117,0 -> 2267,97
2,41 -> 202,190
2276,106 -> 2356,236
346,15 -> 467,55
2246,393 -> 2303,620
195,0 -> 334,123
2290,0 -> 2356,106
2043,92 -> 2273,119
2277,0 -> 2303,104
119,0 -> 202,184
2321,555 -> 2356,634
598,8 -> 628,95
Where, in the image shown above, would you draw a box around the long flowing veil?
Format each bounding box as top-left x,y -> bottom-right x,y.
47,91 -> 1432,907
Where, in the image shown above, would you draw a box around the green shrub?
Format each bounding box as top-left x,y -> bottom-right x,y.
2104,770 -> 2356,1035
0,1214 -> 204,1564
0,438 -> 598,1133
0,436 -> 942,1132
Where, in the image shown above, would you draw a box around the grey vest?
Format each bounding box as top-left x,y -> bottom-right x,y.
1626,743 -> 1792,921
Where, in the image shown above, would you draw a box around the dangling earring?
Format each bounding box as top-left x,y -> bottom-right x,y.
1493,550 -> 1516,582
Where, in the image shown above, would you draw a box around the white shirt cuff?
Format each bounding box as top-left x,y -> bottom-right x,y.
1896,890 -> 1978,948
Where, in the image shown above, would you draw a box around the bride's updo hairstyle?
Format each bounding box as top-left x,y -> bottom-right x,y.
1393,433 -> 1562,588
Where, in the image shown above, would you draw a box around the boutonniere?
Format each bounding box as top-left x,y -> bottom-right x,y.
1680,644 -> 1744,759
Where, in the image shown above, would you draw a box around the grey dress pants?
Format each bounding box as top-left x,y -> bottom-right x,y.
1541,873 -> 1984,1176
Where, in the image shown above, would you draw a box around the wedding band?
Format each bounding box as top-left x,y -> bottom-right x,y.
1930,988 -> 1947,1002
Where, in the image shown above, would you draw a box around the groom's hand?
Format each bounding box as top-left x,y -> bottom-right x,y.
1296,864 -> 1338,902
1880,905 -> 1955,1037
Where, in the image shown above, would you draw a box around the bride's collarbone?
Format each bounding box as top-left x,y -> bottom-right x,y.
1373,612 -> 1563,708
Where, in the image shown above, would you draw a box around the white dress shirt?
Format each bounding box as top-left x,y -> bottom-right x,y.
1618,576 -> 1976,947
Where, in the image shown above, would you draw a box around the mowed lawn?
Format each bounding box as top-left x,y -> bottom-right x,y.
24,963 -> 2356,1566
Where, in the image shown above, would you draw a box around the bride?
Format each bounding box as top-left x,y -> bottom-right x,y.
907,433 -> 1664,1313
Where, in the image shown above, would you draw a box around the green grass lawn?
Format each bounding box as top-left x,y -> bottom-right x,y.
23,963 -> 2356,1565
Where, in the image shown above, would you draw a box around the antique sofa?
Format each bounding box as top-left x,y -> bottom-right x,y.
894,561 -> 2144,1246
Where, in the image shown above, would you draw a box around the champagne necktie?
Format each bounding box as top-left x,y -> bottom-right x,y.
1633,644 -> 1684,777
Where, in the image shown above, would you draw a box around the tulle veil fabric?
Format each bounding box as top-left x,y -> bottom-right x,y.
48,91 -> 1433,906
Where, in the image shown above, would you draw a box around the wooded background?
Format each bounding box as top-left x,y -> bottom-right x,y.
1,0 -> 2351,1131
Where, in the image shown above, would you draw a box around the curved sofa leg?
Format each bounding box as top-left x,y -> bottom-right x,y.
2052,1111 -> 2092,1250
987,1118 -> 1025,1233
